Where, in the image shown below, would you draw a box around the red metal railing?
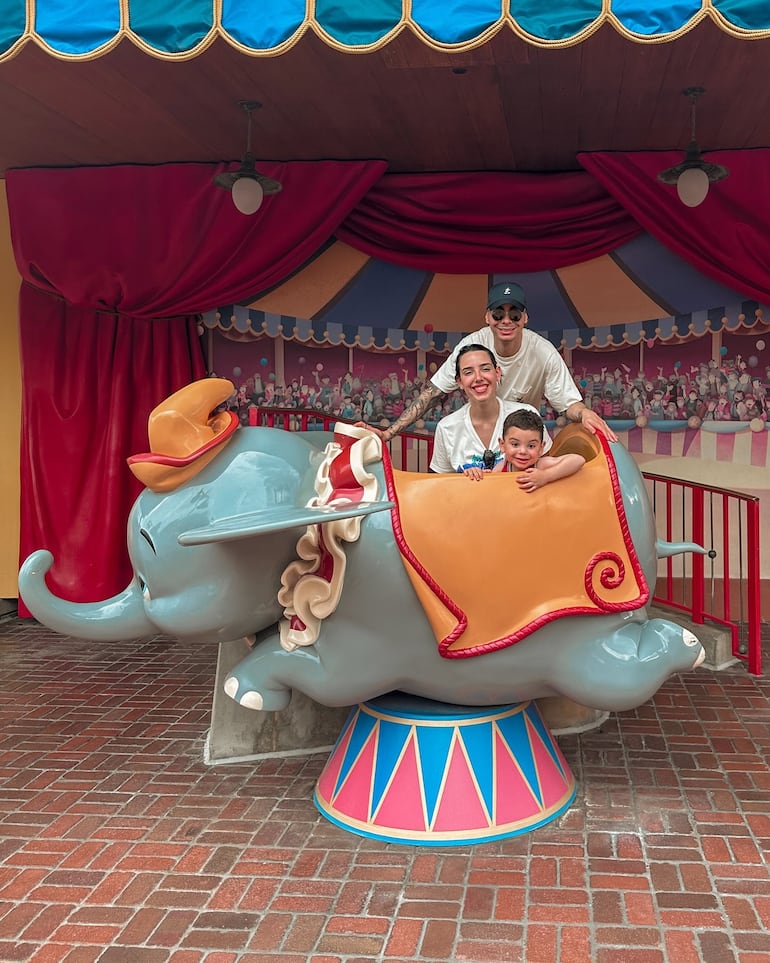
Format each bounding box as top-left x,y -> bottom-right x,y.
249,407 -> 762,675
643,473 -> 762,676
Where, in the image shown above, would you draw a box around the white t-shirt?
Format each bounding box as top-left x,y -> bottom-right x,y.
430,398 -> 552,474
431,326 -> 581,414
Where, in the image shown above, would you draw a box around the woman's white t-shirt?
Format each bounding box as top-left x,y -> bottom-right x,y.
430,398 -> 552,473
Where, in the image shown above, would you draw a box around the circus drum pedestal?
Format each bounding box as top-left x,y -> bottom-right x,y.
314,692 -> 576,846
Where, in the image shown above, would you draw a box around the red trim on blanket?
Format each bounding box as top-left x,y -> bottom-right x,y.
383,448 -> 469,646
383,432 -> 650,660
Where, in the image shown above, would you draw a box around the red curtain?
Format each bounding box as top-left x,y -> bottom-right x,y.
336,171 -> 642,271
578,149 -> 770,303
17,288 -> 206,614
9,160 -> 387,613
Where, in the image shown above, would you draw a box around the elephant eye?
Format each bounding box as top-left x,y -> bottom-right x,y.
139,528 -> 156,554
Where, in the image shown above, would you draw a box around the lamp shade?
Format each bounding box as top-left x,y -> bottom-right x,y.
676,167 -> 710,208
232,177 -> 264,215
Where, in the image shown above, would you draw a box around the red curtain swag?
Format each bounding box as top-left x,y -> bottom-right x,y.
336,170 -> 643,272
7,160 -> 388,315
578,149 -> 770,304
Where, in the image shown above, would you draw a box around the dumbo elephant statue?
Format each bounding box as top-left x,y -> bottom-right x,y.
19,379 -> 705,716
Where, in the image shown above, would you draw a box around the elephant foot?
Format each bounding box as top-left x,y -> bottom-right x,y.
223,673 -> 292,712
637,618 -> 704,667
556,617 -> 705,712
692,645 -> 706,668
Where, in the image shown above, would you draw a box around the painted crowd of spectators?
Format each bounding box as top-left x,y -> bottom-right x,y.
579,356 -> 768,425
223,350 -> 770,429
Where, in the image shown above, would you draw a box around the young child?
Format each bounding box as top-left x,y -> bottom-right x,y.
499,409 -> 585,493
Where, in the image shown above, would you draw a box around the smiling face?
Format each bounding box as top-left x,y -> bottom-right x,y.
485,303 -> 527,354
500,425 -> 546,471
455,348 -> 500,403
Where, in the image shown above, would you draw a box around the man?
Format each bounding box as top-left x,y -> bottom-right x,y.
361,281 -> 617,442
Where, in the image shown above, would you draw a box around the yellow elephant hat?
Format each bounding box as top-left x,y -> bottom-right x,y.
127,378 -> 239,493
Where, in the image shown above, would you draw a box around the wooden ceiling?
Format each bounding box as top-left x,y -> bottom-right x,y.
0,19 -> 767,177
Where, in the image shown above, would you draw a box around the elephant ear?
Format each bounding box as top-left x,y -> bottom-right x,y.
178,500 -> 395,545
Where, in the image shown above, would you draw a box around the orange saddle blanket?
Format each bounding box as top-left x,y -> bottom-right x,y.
383,427 -> 649,659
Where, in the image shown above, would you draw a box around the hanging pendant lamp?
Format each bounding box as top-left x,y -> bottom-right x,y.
657,87 -> 728,208
213,100 -> 282,215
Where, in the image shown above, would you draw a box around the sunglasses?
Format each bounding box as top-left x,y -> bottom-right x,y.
490,307 -> 523,322
482,449 -> 496,470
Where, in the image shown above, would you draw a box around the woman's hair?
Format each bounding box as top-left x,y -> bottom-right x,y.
454,343 -> 498,379
502,408 -> 545,439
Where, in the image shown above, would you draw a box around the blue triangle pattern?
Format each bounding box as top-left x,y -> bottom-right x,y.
458,722 -> 494,818
371,720 -> 412,813
495,711 -> 541,806
335,708 -> 377,796
415,724 -> 455,822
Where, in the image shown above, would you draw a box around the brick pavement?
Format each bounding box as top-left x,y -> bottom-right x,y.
1,616 -> 769,962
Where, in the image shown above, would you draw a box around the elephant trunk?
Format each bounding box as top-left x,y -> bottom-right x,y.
19,550 -> 154,641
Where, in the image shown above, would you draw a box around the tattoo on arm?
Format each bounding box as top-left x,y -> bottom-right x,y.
385,384 -> 444,439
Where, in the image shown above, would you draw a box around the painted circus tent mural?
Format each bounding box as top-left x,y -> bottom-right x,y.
203,230 -> 770,435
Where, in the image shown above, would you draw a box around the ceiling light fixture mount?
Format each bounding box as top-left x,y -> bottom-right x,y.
657,86 -> 728,208
213,100 -> 282,215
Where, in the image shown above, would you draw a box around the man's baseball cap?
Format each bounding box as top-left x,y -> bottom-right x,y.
487,281 -> 526,311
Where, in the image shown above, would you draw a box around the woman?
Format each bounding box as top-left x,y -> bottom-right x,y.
429,343 -> 551,476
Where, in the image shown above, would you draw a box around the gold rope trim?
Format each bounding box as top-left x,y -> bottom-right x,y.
4,2 -> 770,65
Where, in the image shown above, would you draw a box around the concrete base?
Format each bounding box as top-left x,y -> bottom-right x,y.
205,638 -> 350,764
536,696 -> 609,735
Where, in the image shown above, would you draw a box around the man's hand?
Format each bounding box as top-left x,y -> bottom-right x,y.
354,421 -> 387,439
566,402 -> 618,442
581,408 -> 618,442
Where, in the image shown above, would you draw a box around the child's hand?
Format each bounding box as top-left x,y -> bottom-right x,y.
515,467 -> 544,492
462,467 -> 486,481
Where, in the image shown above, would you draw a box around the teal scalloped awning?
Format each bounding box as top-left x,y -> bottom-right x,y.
2,0 -> 770,61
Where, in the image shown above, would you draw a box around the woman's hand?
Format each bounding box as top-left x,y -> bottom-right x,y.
462,467 -> 487,481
